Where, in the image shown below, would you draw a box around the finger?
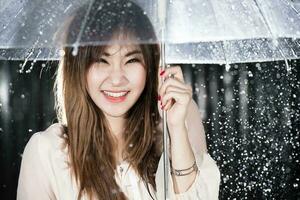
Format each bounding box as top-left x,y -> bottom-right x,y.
159,78 -> 191,98
163,98 -> 175,111
158,65 -> 163,89
161,90 -> 192,109
161,85 -> 192,110
160,65 -> 184,82
162,92 -> 191,111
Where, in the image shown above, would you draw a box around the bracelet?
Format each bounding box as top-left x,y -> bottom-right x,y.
171,161 -> 198,176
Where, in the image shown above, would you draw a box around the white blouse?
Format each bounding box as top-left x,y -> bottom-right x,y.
17,124 -> 220,200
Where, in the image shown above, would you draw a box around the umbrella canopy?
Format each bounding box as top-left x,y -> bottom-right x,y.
0,0 -> 160,60
0,0 -> 300,64
165,0 -> 300,64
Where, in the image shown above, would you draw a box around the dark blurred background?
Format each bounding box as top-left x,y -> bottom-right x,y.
0,60 -> 299,199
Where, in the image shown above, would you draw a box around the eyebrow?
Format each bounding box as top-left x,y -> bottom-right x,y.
102,50 -> 142,57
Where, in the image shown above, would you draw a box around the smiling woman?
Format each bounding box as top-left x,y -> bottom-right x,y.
87,44 -> 147,117
16,0 -> 220,200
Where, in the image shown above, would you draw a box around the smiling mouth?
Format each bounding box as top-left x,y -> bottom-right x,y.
101,90 -> 130,98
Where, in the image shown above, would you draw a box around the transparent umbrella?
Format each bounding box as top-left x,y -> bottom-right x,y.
1,0 -> 300,62
1,0 -> 300,199
165,0 -> 300,70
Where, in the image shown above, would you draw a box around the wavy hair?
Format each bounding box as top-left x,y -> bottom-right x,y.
54,0 -> 162,199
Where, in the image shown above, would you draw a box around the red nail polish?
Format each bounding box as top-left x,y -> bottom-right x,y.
160,70 -> 165,76
157,96 -> 161,101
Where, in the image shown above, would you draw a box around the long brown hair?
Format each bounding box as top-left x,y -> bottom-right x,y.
54,0 -> 162,199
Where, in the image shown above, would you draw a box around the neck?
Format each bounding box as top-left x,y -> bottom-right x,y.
105,115 -> 126,163
106,115 -> 125,139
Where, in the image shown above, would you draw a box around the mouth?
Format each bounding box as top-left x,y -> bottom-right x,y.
101,90 -> 130,103
101,90 -> 130,97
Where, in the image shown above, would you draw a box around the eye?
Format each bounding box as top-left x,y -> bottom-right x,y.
97,58 -> 109,64
126,58 -> 141,64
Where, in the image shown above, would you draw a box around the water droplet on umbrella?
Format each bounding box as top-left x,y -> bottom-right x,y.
225,63 -> 231,72
59,49 -> 65,57
72,45 -> 78,56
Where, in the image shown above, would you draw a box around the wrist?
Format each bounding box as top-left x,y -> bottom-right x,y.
168,124 -> 188,139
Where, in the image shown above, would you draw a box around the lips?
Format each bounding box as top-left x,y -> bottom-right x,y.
102,90 -> 130,97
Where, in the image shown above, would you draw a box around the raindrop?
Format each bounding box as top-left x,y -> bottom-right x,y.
255,63 -> 261,70
0,128 -> 3,132
59,49 -> 65,57
127,2 -> 132,7
225,63 -> 231,72
25,62 -> 35,73
39,31 -> 43,35
19,50 -> 33,73
248,71 -> 253,77
20,94 -> 25,99
28,129 -> 32,132
129,143 -> 133,148
272,39 -> 279,47
72,45 -> 78,56
97,5 -> 103,10
276,73 -> 281,79
188,7 -> 193,17
285,60 -> 291,72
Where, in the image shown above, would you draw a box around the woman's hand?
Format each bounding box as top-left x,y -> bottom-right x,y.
158,65 -> 193,131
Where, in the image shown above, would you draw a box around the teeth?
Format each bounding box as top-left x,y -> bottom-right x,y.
103,91 -> 128,97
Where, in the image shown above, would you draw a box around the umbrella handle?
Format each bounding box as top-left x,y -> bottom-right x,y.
160,41 -> 171,200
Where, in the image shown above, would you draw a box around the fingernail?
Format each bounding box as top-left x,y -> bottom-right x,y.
160,70 -> 165,76
157,96 -> 161,101
161,105 -> 164,110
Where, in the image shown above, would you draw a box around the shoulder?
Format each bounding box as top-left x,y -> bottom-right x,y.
24,123 -> 66,157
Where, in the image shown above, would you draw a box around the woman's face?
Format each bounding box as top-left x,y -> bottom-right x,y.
86,44 -> 146,119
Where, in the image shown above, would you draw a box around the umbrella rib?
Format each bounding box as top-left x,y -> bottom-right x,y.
253,0 -> 292,64
208,0 -> 229,65
281,0 -> 300,20
72,0 -> 95,54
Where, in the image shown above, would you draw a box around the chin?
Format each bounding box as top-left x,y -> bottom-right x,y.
101,105 -> 130,118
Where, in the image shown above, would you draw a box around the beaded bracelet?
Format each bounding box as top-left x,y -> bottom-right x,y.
171,161 -> 198,176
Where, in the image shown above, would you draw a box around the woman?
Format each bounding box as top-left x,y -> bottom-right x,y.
17,0 -> 220,199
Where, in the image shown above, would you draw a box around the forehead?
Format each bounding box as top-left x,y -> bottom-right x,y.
102,44 -> 142,56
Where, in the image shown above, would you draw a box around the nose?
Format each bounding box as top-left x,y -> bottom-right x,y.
109,64 -> 127,86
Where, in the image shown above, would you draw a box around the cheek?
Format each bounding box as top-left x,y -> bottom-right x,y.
128,67 -> 147,89
86,68 -> 103,93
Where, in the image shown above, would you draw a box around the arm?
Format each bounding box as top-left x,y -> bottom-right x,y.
156,66 -> 220,199
156,100 -> 220,199
169,99 -> 207,193
169,124 -> 197,193
185,99 -> 207,155
17,133 -> 55,200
